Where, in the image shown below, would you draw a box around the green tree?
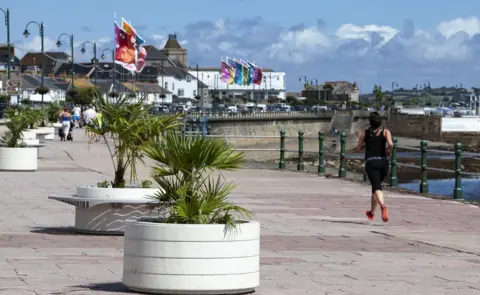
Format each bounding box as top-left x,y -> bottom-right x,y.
86,94 -> 182,188
71,87 -> 100,106
0,94 -> 9,104
1,108 -> 30,147
143,133 -> 251,226
373,85 -> 385,106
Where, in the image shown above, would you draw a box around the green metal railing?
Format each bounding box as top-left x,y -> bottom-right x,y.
184,126 -> 474,200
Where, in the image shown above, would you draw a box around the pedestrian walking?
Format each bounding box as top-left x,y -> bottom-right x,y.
356,112 -> 393,222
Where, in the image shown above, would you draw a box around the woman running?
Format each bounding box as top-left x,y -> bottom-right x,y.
356,112 -> 393,222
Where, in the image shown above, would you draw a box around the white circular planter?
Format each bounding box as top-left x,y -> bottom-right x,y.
21,131 -> 37,140
22,139 -> 40,146
73,186 -> 161,234
76,185 -> 159,201
39,127 -> 55,140
0,147 -> 38,171
123,220 -> 260,294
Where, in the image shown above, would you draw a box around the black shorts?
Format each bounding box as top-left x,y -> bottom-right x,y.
365,159 -> 389,193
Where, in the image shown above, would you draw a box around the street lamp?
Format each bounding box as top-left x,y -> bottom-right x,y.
23,21 -> 45,103
298,76 -> 308,89
56,33 -> 74,87
188,62 -> 200,109
0,8 -> 11,79
101,48 -> 116,93
391,81 -> 398,105
311,78 -> 319,101
80,41 -> 97,87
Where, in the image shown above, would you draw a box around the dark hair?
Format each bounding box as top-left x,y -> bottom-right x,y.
63,107 -> 68,112
368,112 -> 382,129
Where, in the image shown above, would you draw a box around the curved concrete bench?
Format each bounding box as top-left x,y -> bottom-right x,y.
48,195 -> 163,235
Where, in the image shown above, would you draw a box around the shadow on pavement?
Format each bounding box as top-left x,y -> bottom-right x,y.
74,282 -> 130,293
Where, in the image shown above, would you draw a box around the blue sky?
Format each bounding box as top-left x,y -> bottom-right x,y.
2,0 -> 480,92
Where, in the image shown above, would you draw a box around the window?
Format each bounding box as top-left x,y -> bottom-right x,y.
172,83 -> 175,91
178,89 -> 184,97
193,90 -> 196,96
164,82 -> 168,90
186,75 -> 192,82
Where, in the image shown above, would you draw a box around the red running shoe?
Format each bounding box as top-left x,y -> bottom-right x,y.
365,210 -> 374,220
381,205 -> 389,222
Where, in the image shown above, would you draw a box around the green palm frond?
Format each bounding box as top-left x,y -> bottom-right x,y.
86,94 -> 182,187
144,132 -> 252,227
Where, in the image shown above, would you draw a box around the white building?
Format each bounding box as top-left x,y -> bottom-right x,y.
189,68 -> 286,101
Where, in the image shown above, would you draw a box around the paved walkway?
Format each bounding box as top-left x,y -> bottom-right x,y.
0,129 -> 479,294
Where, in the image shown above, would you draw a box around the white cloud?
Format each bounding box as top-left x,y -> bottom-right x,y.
12,16 -> 480,89
437,16 -> 480,39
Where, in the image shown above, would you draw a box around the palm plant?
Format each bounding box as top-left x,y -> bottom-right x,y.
143,132 -> 252,227
45,102 -> 62,124
86,94 -> 182,188
23,107 -> 45,129
1,108 -> 29,148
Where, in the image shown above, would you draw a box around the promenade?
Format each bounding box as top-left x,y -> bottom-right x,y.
0,130 -> 479,294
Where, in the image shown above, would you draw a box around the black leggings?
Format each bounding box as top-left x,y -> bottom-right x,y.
365,159 -> 389,193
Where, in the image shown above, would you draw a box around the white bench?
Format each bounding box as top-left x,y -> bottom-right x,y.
48,195 -> 163,235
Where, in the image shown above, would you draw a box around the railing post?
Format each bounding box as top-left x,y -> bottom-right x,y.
318,131 -> 325,174
279,130 -> 285,169
419,140 -> 429,194
297,130 -> 304,171
453,143 -> 463,199
338,132 -> 346,178
389,137 -> 398,187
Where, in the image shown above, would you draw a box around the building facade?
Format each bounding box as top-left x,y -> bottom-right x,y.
301,81 -> 359,102
0,45 -> 20,76
188,69 -> 286,101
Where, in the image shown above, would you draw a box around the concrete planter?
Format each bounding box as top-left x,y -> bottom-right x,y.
39,127 -> 55,140
123,220 -> 260,294
21,131 -> 36,140
72,186 -> 161,234
0,147 -> 38,171
75,185 -> 159,201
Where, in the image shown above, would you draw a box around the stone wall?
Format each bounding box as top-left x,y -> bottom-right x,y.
208,118 -> 331,138
387,114 -> 442,140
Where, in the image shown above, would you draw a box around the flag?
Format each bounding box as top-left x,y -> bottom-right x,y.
121,18 -> 147,73
114,22 -> 136,72
233,59 -> 245,85
240,59 -> 253,85
248,61 -> 263,85
122,18 -> 145,46
227,57 -> 243,85
221,61 -> 234,84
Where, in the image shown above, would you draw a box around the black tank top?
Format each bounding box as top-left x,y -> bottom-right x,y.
364,128 -> 387,160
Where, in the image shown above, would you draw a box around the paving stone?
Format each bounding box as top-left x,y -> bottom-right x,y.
0,130 -> 478,294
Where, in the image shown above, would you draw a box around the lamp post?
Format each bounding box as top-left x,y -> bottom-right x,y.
391,81 -> 398,106
80,41 -> 97,87
101,48 -> 115,92
311,78 -> 319,101
56,33 -> 74,87
188,62 -> 200,109
0,8 -> 10,79
23,21 -> 45,103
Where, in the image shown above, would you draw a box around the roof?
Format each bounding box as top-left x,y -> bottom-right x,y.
54,62 -> 94,77
136,66 -> 193,81
122,82 -> 171,94
20,52 -> 70,66
164,34 -> 182,49
0,54 -> 20,65
143,46 -> 166,60
20,75 -> 70,91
